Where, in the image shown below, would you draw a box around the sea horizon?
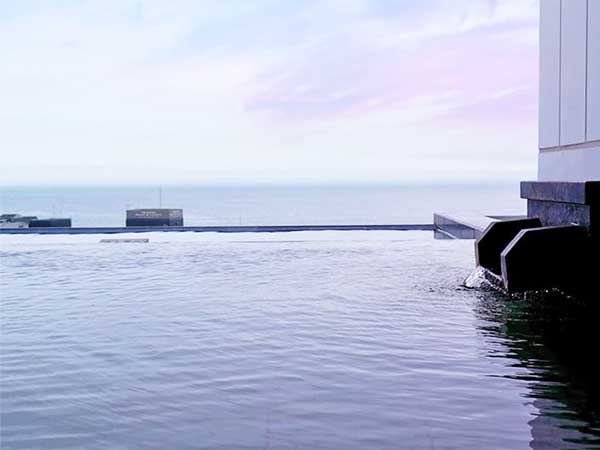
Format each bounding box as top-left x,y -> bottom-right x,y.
1,182 -> 526,228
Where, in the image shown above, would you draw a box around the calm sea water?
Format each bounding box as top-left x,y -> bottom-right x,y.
1,230 -> 600,449
1,184 -> 525,226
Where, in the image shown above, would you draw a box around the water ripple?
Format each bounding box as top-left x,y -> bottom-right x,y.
2,232 -> 599,449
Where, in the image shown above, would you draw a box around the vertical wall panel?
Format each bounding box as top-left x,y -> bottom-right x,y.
588,0 -> 600,141
538,143 -> 600,181
560,0 -> 588,145
539,0 -> 562,148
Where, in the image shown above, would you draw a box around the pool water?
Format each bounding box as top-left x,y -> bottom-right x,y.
1,231 -> 599,449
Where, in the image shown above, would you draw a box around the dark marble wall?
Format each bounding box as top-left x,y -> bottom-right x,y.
521,181 -> 599,238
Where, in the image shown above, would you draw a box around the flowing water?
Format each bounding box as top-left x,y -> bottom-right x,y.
1,231 -> 599,449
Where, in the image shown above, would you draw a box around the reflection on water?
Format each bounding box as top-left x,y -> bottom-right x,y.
475,289 -> 600,449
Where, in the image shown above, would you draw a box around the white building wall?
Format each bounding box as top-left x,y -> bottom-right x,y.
559,0 -> 587,146
539,146 -> 600,181
538,0 -> 600,181
588,0 -> 600,141
539,0 -> 561,148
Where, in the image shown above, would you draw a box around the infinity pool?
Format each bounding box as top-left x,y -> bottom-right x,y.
1,231 -> 599,449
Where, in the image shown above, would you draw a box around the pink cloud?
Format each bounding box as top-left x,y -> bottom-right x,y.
244,19 -> 538,129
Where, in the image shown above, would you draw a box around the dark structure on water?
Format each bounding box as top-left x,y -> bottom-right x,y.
29,218 -> 72,228
126,209 -> 183,227
1,214 -> 71,229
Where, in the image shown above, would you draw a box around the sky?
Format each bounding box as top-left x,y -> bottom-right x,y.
0,0 -> 540,185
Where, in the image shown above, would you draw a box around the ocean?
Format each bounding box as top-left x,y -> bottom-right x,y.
2,185 -> 599,449
1,184 -> 525,227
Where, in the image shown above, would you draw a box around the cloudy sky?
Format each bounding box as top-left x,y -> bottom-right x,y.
0,0 -> 539,185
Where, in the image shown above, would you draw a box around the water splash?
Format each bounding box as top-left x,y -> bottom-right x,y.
464,266 -> 498,290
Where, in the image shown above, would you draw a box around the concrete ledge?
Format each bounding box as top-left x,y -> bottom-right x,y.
475,218 -> 542,275
434,213 -> 528,240
433,213 -> 498,240
500,225 -> 590,293
521,181 -> 600,205
0,224 -> 434,235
